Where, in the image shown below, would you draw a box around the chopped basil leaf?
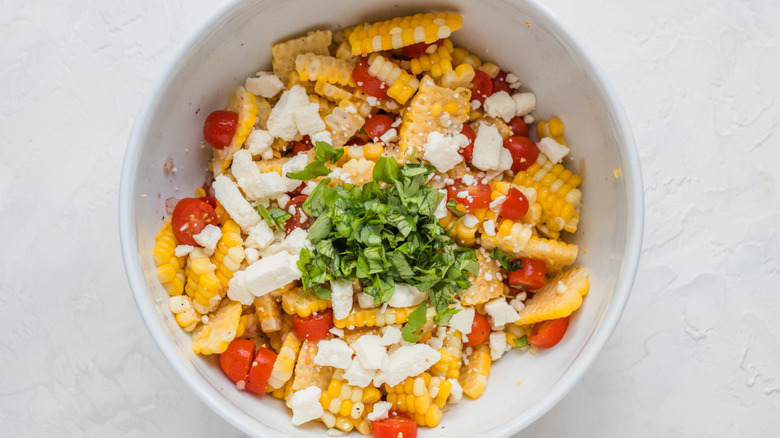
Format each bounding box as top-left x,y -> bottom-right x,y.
314,141 -> 344,163
401,302 -> 428,343
286,141 -> 344,180
512,335 -> 529,348
492,247 -> 523,271
257,204 -> 290,232
446,198 -> 465,217
372,156 -> 400,183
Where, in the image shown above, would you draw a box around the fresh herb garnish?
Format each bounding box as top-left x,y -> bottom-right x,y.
401,302 -> 428,343
286,141 -> 344,180
492,247 -> 522,271
446,198 -> 464,217
298,162 -> 479,323
511,335 -> 529,348
257,204 -> 292,232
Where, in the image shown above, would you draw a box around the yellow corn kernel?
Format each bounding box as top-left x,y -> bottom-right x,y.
153,221 -> 186,296
295,53 -> 355,87
459,344 -> 491,399
409,44 -> 453,78
363,143 -> 384,161
334,306 -> 416,329
210,220 -> 244,288
479,62 -> 500,78
267,332 -> 302,389
516,266 -> 590,325
441,63 -> 476,89
168,295 -> 201,332
281,287 -> 331,318
366,54 -> 420,105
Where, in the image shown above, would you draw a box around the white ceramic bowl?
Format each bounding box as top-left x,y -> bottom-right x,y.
119,0 -> 643,436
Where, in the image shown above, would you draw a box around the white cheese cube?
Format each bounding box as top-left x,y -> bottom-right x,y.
497,146 -> 513,172
509,297 -> 525,313
357,292 -> 379,309
343,357 -> 376,388
267,85 -> 310,141
192,224 -> 222,253
289,386 -> 324,426
282,152 -> 311,191
330,279 -> 354,320
387,283 -> 427,308
448,306 -> 475,335
422,131 -> 467,172
245,72 -> 284,98
447,378 -> 463,404
373,344 -> 441,387
309,130 -> 332,147
245,221 -> 274,250
212,175 -> 261,232
484,298 -> 520,327
243,247 -> 260,264
471,125 -> 503,171
329,327 -> 345,338
293,102 -> 326,136
380,325 -> 402,346
232,150 -> 288,201
512,92 -> 536,116
538,137 -> 570,164
434,189 -> 448,219
483,91 -> 517,122
379,128 -> 398,143
351,335 -> 388,370
366,401 -> 392,421
274,227 -> 310,256
174,245 -> 195,257
245,129 -> 274,157
314,339 -> 354,369
242,251 -> 302,298
462,214 -> 479,228
489,331 -> 508,361
483,219 -> 496,236
226,270 -> 254,306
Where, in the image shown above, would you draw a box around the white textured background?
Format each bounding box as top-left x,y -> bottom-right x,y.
1,0 -> 779,436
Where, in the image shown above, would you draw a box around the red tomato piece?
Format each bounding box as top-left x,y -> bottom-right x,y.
508,116 -> 529,137
503,136 -> 539,172
529,317 -> 570,348
459,124 -> 476,165
199,196 -> 218,209
508,257 -> 547,291
492,70 -> 517,95
463,313 -> 491,347
500,188 -> 529,220
291,309 -> 333,342
203,110 -> 238,149
372,411 -> 418,438
284,195 -> 312,233
171,198 -> 219,246
402,39 -> 443,58
446,179 -> 491,211
346,136 -> 368,146
245,346 -> 278,394
470,69 -> 493,103
287,182 -> 306,197
363,114 -> 395,141
352,58 -> 389,99
292,135 -> 313,155
219,339 -> 255,384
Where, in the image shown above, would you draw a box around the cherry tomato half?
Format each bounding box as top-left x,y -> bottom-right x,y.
245,346 -> 278,394
363,114 -> 395,141
500,188 -> 529,220
492,70 -> 517,95
459,124 -> 476,165
463,313 -> 491,347
470,69 -> 493,103
292,135 -> 313,155
508,116 -> 529,138
199,196 -> 218,210
352,58 -> 389,99
171,198 -> 219,246
402,39 -> 443,58
219,339 -> 255,384
446,178 -> 491,211
528,316 -> 570,348
503,136 -> 539,172
507,257 -> 547,291
291,309 -> 333,342
372,411 -> 418,438
203,110 -> 238,149
284,195 -> 312,234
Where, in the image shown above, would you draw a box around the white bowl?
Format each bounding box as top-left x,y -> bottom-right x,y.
119,0 -> 643,436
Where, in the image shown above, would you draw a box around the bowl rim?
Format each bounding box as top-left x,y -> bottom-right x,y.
118,0 -> 644,436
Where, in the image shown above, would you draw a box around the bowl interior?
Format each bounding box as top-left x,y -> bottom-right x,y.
120,0 -> 642,436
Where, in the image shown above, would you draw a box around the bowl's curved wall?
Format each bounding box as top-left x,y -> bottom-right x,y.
120,0 -> 642,436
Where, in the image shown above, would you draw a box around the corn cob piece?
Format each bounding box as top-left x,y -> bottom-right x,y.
255,292 -> 284,333
478,62 -> 501,79
320,411 -> 372,436
432,330 -> 464,380
336,158 -> 376,185
320,375 -> 380,419
309,93 -> 337,116
441,63 -> 476,89
313,79 -> 355,103
397,76 -> 470,161
324,100 -> 365,146
537,117 -> 568,146
384,372 -> 444,427
409,44 -> 453,78
212,86 -> 258,176
342,327 -> 383,345
295,53 -> 355,87
168,295 -> 201,332
459,344 -> 491,399
286,70 -> 316,94
366,54 -> 419,104
450,46 -> 483,68
281,287 -> 331,318
290,340 -> 334,393
267,332 -> 303,389
460,251 -> 504,306
512,152 -> 582,233
267,314 -> 293,352
153,221 -> 186,296
255,96 -> 272,129
190,300 -> 243,355
267,379 -> 291,401
334,306 -> 416,329
211,219 -> 245,288
348,12 -> 463,55
184,248 -> 222,314
516,266 -> 590,325
235,312 -> 258,338
334,40 -> 355,62
479,218 -> 578,272
272,30 -> 332,82
214,202 -> 230,225
490,180 -> 542,226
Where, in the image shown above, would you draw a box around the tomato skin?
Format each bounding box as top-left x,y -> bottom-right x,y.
503,136 -> 539,172
171,198 -> 219,246
508,257 -> 547,291
372,411 -> 418,438
446,179 -> 491,211
508,116 -> 529,138
529,317 -> 570,348
352,58 -> 389,99
500,188 -> 529,220
284,195 -> 312,233
199,196 -> 218,209
203,110 -> 238,149
219,339 -> 255,384
470,69 -> 493,103
402,39 -> 443,58
286,182 -> 306,197
363,114 -> 395,141
463,313 -> 491,347
459,124 -> 476,165
292,135 -> 313,155
492,70 -> 516,95
346,136 -> 368,146
245,346 -> 278,394
291,309 -> 333,342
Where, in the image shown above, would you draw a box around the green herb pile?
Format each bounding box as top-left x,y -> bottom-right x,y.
298,156 -> 479,327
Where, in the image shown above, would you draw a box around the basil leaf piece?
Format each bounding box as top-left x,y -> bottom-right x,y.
314,141 -> 345,163
373,156 -> 400,183
491,247 -> 523,271
512,335 -> 529,348
257,204 -> 289,232
401,302 -> 428,343
446,198 -> 465,217
286,160 -> 330,180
